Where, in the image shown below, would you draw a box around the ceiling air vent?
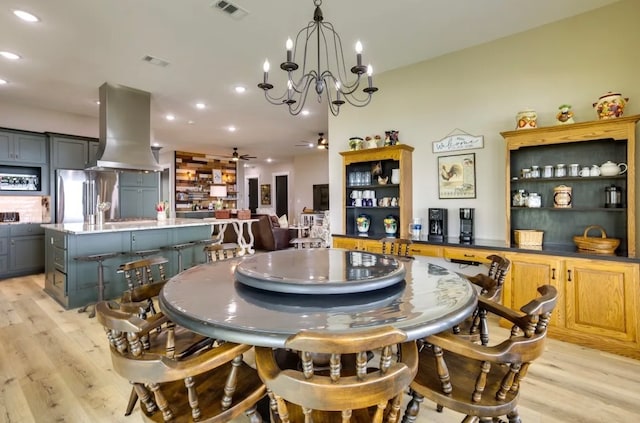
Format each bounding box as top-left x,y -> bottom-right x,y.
211,0 -> 249,20
141,55 -> 170,67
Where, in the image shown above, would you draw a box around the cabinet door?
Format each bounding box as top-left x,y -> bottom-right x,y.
565,259 -> 638,343
140,187 -> 159,218
504,253 -> 564,326
119,187 -> 141,218
88,141 -> 100,164
51,137 -> 89,169
120,171 -> 159,187
9,235 -> 45,273
120,187 -> 158,218
14,133 -> 47,164
0,132 -> 12,161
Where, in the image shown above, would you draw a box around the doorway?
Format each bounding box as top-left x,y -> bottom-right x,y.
248,178 -> 258,213
275,174 -> 288,217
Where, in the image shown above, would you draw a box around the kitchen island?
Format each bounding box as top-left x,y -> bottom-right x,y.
41,218 -> 214,309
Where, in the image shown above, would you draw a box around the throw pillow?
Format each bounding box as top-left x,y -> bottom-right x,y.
269,215 -> 280,228
278,214 -> 289,228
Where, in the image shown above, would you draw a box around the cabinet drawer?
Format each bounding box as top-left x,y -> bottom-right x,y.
53,246 -> 66,272
10,223 -> 45,237
443,248 -> 493,264
53,269 -> 67,294
409,243 -> 443,257
49,231 -> 67,249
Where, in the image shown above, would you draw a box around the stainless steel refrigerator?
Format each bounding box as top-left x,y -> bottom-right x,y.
56,169 -> 120,223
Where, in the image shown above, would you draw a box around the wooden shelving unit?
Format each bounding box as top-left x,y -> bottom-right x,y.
339,145 -> 413,239
174,151 -> 237,211
501,114 -> 639,257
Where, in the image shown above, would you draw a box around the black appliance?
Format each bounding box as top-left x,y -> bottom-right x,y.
459,208 -> 474,244
427,208 -> 447,243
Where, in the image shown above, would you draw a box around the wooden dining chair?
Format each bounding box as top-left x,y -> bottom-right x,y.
117,256 -> 169,319
204,243 -> 241,262
402,285 -> 558,423
254,326 -> 418,423
96,301 -> 266,422
454,254 -> 511,345
381,238 -> 414,260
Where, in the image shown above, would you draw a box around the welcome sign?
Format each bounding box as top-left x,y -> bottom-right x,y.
432,133 -> 484,153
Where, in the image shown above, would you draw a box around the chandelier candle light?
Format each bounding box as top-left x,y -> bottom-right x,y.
257,0 -> 378,116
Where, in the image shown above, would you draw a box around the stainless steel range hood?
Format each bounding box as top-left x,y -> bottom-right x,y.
86,82 -> 163,172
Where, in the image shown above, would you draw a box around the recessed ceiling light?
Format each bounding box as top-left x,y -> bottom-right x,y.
0,51 -> 21,60
0,79 -> 7,85
13,10 -> 40,22
195,102 -> 206,109
188,120 -> 195,125
301,110 -> 310,116
266,158 -> 273,163
234,86 -> 246,94
95,100 -> 100,105
153,142 -> 160,147
165,114 -> 175,121
228,126 -> 236,132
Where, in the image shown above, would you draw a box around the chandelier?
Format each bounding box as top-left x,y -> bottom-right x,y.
257,0 -> 378,116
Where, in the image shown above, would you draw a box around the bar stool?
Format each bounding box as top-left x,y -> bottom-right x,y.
131,248 -> 162,259
161,242 -> 195,274
192,238 -> 216,264
75,251 -> 122,318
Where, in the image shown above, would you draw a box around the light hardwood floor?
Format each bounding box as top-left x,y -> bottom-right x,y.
1,273 -> 639,423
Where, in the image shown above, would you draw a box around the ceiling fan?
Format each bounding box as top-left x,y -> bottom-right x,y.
227,147 -> 256,161
296,133 -> 328,150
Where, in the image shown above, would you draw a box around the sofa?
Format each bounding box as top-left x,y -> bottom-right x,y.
221,214 -> 291,251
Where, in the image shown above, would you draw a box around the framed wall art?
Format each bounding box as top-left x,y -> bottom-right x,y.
260,184 -> 271,205
438,153 -> 476,199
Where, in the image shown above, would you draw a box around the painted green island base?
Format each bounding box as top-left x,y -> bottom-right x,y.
41,219 -> 213,309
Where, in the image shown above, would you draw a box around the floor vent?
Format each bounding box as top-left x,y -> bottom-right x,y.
211,0 -> 249,20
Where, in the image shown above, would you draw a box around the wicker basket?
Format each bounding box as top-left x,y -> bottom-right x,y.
572,225 -> 620,255
236,209 -> 251,220
214,209 -> 231,219
514,229 -> 544,248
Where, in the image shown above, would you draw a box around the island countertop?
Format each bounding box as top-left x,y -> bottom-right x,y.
41,218 -> 213,234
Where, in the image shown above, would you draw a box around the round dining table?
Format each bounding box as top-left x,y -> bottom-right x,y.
159,248 -> 477,348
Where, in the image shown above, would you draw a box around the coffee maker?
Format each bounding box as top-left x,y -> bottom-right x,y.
459,208 -> 474,244
427,208 -> 447,243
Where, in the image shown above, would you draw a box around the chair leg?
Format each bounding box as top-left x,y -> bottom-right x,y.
401,389 -> 423,423
244,404 -> 263,423
506,408 -> 522,423
124,386 -> 138,416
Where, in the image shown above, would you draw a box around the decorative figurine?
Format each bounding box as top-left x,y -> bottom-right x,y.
556,104 -> 575,125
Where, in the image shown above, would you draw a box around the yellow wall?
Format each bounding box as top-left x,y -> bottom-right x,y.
328,0 -> 640,240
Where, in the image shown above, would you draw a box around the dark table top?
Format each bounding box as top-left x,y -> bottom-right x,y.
160,248 -> 477,348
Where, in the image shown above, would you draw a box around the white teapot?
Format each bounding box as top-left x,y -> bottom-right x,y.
600,161 -> 628,176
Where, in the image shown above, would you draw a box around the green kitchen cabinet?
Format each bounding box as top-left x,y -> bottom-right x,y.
0,130 -> 47,164
49,135 -> 98,169
120,186 -> 159,219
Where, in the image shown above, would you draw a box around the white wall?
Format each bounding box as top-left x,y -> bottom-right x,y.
0,100 -> 97,136
329,0 -> 640,241
293,152 -> 329,217
243,161 -> 295,214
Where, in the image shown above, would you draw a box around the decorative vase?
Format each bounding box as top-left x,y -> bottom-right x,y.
391,168 -> 400,184
157,211 -> 167,221
516,109 -> 537,130
383,215 -> 398,237
593,92 -> 628,120
356,214 -> 370,236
